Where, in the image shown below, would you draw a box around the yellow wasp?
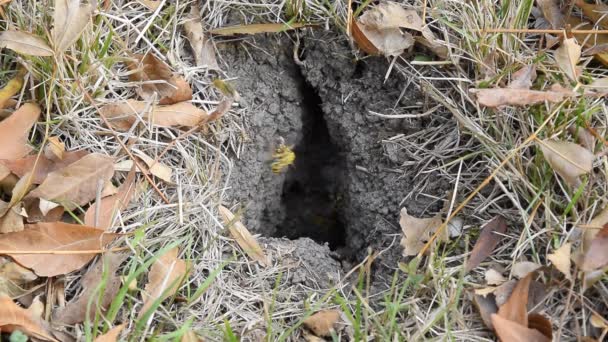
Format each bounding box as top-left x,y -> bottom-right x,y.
271,137 -> 295,174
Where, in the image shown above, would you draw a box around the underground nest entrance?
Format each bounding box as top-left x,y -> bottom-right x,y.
273,71 -> 347,251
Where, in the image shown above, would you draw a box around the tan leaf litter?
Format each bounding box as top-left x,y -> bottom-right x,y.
27,153 -> 114,210
84,168 -> 136,230
512,261 -> 542,279
303,310 -> 342,337
0,257 -> 37,297
0,103 -> 40,160
581,224 -> 608,271
44,136 -> 65,161
0,295 -> 57,341
0,201 -> 24,233
139,247 -> 189,318
0,31 -> 53,56
133,149 -> 172,183
535,0 -> 565,29
491,314 -> 551,342
99,100 -> 208,131
465,215 -> 507,273
0,69 -> 25,109
53,253 -> 126,324
547,242 -> 572,280
127,53 -> 192,105
94,324 -> 125,342
0,222 -> 117,277
399,207 -> 444,256
472,293 -> 498,330
555,37 -> 582,82
51,0 -> 95,52
508,65 -> 537,89
470,87 -> 571,107
485,268 -> 507,285
1,150 -> 88,184
138,0 -> 161,10
218,205 -> 270,267
538,139 -> 594,186
183,5 -> 219,70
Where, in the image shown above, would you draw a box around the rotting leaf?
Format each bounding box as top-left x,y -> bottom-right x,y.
508,65 -> 537,90
538,139 -> 593,187
303,310 -> 341,337
27,153 -> 114,210
84,168 -> 136,230
53,253 -> 126,324
555,37 -> 582,82
547,242 -> 572,280
465,215 -> 507,273
581,224 -> 608,271
491,314 -> 551,342
94,324 -> 125,342
139,247 -> 189,318
1,150 -> 88,184
0,103 -> 40,160
218,205 -> 270,267
209,22 -> 308,36
51,0 -> 95,52
0,222 -> 117,277
183,5 -> 219,70
0,296 -> 57,341
399,207 -> 444,256
0,31 -> 53,56
127,54 -> 192,105
99,100 -> 208,131
469,87 -> 571,107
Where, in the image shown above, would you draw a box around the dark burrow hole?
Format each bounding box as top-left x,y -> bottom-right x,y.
273,65 -> 348,251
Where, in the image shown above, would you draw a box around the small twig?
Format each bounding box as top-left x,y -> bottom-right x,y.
478,28 -> 608,35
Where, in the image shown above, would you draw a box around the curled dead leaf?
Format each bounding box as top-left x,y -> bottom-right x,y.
554,37 -> 582,82
0,31 -> 53,56
52,0 -> 95,52
547,242 -> 572,280
0,103 -> 40,160
399,207 -> 444,256
465,215 -> 507,273
581,224 -> 608,271
99,100 -> 208,131
127,54 -> 192,105
0,70 -> 25,109
183,5 -> 219,70
218,206 -> 270,267
84,168 -> 136,230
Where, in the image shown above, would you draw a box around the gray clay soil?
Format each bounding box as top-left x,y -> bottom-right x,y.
221,31 -> 451,285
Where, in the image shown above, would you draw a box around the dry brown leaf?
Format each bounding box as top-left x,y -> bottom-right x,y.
508,65 -> 537,89
51,0 -> 95,52
0,295 -> 57,341
581,224 -> 608,271
1,150 -> 88,184
184,5 -> 219,70
399,208 -> 443,256
27,153 -> 114,210
127,54 -> 192,105
84,168 -> 136,230
567,16 -> 608,66
23,198 -> 64,223
53,253 -> 126,324
218,205 -> 270,266
209,22 -> 308,36
94,324 -> 125,342
470,87 -> 571,107
0,31 -> 53,56
9,171 -> 33,207
303,310 -> 341,337
0,222 -> 117,277
491,314 -> 551,342
575,0 -> 608,29
528,313 -> 553,340
44,136 -> 65,161
0,257 -> 37,297
139,247 -> 189,318
472,293 -> 498,330
354,22 -> 414,57
351,18 -> 380,55
357,1 -> 446,58
133,149 -> 172,183
0,70 -> 25,110
497,272 -> 533,325
539,139 -> 593,186
535,0 -> 565,29
512,261 -> 542,279
99,100 -> 208,131
0,202 -> 24,233
0,103 -> 40,160
547,242 -> 572,280
485,268 -> 507,285
555,37 -> 582,82
465,215 -> 507,273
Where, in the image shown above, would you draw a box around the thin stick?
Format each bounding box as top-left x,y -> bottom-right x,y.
478,28 -> 608,35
